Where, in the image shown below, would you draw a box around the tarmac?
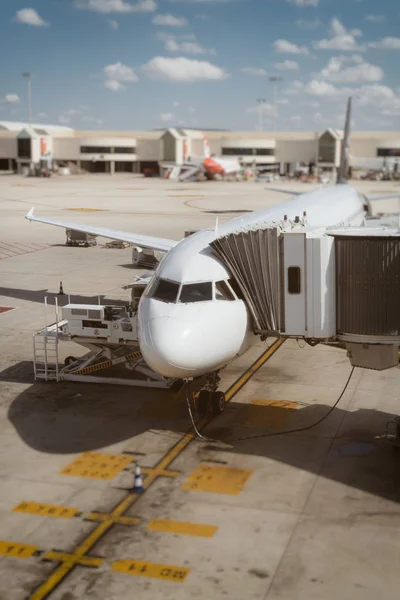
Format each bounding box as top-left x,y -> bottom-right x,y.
1,173 -> 400,600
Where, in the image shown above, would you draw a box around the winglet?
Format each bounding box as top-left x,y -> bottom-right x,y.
26,207 -> 35,221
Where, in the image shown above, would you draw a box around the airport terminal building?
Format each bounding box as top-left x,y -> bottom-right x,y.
0,120 -> 399,175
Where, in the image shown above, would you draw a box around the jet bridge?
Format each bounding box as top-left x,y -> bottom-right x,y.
211,221 -> 400,371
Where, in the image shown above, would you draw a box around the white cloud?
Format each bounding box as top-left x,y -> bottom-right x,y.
368,37 -> 400,50
153,13 -> 187,26
273,39 -> 309,55
109,19 -> 119,28
173,100 -> 180,107
284,80 -> 305,95
103,61 -> 138,91
296,18 -> 321,30
318,55 -> 383,83
290,115 -> 302,122
314,18 -> 365,51
188,106 -> 196,113
160,112 -> 174,121
76,0 -> 157,14
15,8 -> 48,26
58,115 -> 72,125
305,80 -> 340,96
161,33 -> 215,54
278,98 -> 290,105
36,112 -> 48,119
5,94 -> 20,104
287,0 -> 319,6
274,60 -> 299,70
142,56 -> 229,82
365,15 -> 385,23
241,67 -> 267,76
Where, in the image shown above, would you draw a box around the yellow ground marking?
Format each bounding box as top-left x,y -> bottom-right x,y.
86,512 -> 140,526
60,451 -> 133,480
147,519 -> 217,538
0,540 -> 39,559
112,559 -> 190,582
29,340 -> 283,600
13,501 -> 80,520
239,399 -> 298,430
65,208 -> 108,212
140,466 -> 180,478
43,551 -> 103,568
225,339 -> 285,402
182,465 -> 253,496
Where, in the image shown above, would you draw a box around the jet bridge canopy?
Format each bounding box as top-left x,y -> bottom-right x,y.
210,226 -> 281,334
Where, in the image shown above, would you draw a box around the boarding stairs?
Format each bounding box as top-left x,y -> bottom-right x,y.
33,297 -> 64,381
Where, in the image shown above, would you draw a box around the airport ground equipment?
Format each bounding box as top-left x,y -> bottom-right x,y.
66,229 -> 97,247
33,280 -> 176,388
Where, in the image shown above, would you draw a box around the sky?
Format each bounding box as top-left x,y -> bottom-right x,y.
0,0 -> 399,131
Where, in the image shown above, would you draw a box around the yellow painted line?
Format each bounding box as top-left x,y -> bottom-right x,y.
0,540 -> 39,559
60,451 -> 133,480
13,501 -> 80,520
182,465 -> 253,496
141,466 -> 180,478
242,399 -> 298,430
112,559 -> 190,582
43,551 -> 103,568
251,399 -> 297,409
147,519 -> 217,538
29,342 -> 283,600
225,338 -> 284,402
86,512 -> 140,526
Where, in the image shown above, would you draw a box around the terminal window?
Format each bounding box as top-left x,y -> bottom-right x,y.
17,138 -> 31,159
80,146 -> 111,154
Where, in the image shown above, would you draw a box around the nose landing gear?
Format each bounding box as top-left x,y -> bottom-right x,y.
196,372 -> 225,417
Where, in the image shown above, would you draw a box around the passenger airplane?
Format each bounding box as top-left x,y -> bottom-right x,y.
163,137 -> 243,181
26,98 -> 399,415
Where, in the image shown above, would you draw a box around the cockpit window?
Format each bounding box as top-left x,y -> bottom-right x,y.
215,280 -> 235,301
179,282 -> 213,303
148,277 -> 180,303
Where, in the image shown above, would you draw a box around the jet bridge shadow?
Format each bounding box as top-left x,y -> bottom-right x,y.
5,365 -> 400,504
0,287 -> 130,307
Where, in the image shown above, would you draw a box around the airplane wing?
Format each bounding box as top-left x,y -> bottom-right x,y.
25,208 -> 178,253
265,187 -> 302,196
366,192 -> 400,202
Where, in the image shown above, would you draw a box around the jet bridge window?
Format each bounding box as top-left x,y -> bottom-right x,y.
179,282 -> 213,303
148,278 -> 180,303
288,267 -> 301,294
215,280 -> 235,301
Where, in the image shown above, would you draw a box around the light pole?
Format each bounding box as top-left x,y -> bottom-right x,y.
269,76 -> 282,133
256,98 -> 266,131
22,72 -> 33,124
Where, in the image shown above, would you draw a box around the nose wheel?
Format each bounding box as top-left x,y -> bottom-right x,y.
196,390 -> 226,418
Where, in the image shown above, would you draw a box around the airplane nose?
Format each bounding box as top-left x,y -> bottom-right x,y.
139,316 -> 208,378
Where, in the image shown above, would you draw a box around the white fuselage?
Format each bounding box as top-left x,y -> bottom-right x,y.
138,185 -> 366,378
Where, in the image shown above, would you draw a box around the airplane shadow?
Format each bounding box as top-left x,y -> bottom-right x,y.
4,359 -> 400,504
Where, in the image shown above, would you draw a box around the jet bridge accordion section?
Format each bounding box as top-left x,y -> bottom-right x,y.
335,236 -> 400,338
210,227 -> 281,334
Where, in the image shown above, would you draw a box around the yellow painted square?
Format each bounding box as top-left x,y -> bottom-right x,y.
235,400 -> 298,430
147,519 -> 217,538
0,540 -> 39,559
113,559 -> 190,582
13,501 -> 79,519
60,451 -> 133,480
182,465 -> 252,495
